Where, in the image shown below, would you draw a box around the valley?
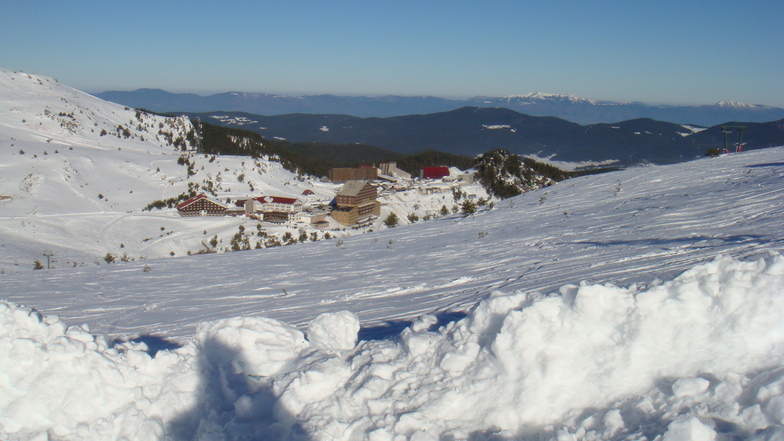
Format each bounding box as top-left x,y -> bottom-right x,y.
2,68 -> 784,441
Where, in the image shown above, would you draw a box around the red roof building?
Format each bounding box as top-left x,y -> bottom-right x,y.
420,166 -> 451,180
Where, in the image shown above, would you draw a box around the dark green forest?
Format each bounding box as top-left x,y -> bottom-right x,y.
193,120 -> 478,178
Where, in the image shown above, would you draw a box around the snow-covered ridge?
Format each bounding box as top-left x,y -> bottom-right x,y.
500,92 -> 598,104
0,68 -> 194,154
0,69 -> 341,268
714,100 -> 770,109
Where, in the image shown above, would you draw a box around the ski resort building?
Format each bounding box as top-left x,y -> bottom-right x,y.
176,194 -> 228,217
245,196 -> 303,214
330,181 -> 381,226
378,162 -> 412,181
328,165 -> 378,182
244,195 -> 304,224
420,166 -> 451,180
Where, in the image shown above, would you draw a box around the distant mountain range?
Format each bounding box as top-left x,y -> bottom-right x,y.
95,89 -> 784,126
184,107 -> 784,166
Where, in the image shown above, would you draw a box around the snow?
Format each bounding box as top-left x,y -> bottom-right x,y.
0,68 -> 346,271
502,92 -> 598,105
482,124 -> 517,133
715,100 -> 768,109
679,124 -> 708,137
2,253 -> 784,439
2,69 -> 784,440
210,115 -> 259,126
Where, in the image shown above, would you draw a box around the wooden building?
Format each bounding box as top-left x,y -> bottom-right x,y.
330,181 -> 381,226
328,165 -> 378,182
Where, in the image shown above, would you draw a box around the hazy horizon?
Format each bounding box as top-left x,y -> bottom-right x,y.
3,1 -> 782,108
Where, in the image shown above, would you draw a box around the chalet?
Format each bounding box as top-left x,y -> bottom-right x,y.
302,188 -> 326,204
420,166 -> 451,180
176,194 -> 228,217
330,181 -> 381,226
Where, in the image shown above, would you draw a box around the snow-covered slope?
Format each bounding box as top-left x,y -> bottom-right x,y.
2,142 -> 784,440
0,69 -> 342,272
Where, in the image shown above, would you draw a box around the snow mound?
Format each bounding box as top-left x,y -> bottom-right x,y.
197,316 -> 310,377
307,311 -> 360,352
2,253 -> 784,440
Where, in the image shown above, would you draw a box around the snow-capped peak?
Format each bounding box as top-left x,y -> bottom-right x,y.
714,100 -> 765,109
501,92 -> 597,105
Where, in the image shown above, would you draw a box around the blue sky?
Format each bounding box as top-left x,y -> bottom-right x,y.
2,1 -> 782,106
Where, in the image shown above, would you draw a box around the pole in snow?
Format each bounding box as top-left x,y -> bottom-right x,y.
43,251 -> 53,269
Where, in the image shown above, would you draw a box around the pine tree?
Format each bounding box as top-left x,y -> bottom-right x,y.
461,200 -> 477,216
384,212 -> 399,228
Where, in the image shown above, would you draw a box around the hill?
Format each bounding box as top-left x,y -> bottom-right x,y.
3,144 -> 784,440
4,67 -> 784,441
96,88 -> 784,126
1,69 -> 505,272
0,69 -> 344,270
187,108 -> 784,165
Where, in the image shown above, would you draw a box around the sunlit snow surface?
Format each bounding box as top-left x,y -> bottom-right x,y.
4,148 -> 784,341
2,69 -> 784,440
2,148 -> 784,440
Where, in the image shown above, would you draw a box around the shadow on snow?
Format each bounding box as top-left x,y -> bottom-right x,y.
358,310 -> 468,341
166,338 -> 312,441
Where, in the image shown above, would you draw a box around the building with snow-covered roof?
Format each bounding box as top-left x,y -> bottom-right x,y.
244,195 -> 304,224
245,196 -> 303,214
176,194 -> 228,217
379,162 -> 412,181
331,181 -> 381,226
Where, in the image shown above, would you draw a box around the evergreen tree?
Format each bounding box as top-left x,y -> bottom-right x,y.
461,200 -> 477,216
384,212 -> 399,228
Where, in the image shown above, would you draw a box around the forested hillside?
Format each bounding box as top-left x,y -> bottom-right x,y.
187,109 -> 784,165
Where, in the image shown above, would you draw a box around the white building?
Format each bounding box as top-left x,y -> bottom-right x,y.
245,196 -> 303,214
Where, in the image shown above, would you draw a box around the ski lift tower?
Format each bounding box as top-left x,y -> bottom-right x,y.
722,125 -> 747,153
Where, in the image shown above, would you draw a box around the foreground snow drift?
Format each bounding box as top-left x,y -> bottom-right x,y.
3,254 -> 784,440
